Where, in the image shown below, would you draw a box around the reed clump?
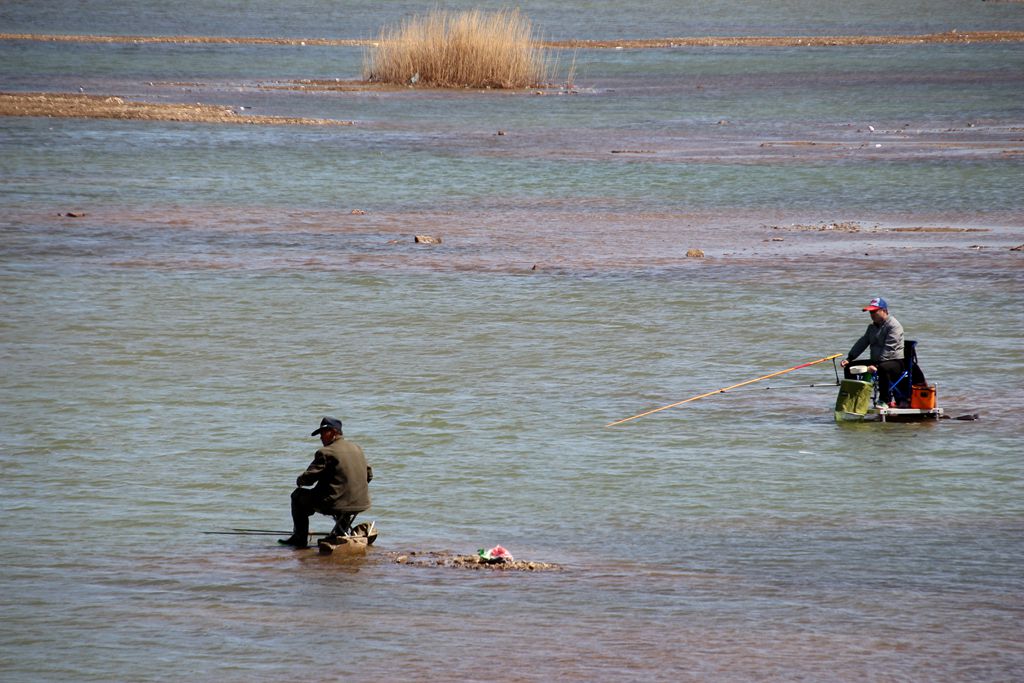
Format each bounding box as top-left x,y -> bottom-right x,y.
363,8 -> 554,89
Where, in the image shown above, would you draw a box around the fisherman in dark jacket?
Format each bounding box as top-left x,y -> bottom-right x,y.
279,417 -> 372,548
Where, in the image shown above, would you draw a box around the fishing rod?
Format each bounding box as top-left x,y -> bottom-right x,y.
667,380 -> 840,392
750,382 -> 840,390
606,352 -> 843,427
202,529 -> 330,536
694,377 -> 842,391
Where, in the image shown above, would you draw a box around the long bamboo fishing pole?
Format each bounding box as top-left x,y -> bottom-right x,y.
606,353 -> 842,427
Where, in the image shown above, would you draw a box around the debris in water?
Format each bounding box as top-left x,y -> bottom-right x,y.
478,545 -> 513,563
383,550 -> 560,571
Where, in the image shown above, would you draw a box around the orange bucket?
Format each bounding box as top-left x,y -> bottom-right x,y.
910,383 -> 937,410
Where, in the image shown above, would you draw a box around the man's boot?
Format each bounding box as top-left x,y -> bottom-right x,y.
278,535 -> 308,548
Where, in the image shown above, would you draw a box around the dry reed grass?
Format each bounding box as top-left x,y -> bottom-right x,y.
363,8 -> 558,89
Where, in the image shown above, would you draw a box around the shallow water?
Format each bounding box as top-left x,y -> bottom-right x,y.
2,262 -> 1022,682
4,0 -> 1024,39
2,2 -> 1023,681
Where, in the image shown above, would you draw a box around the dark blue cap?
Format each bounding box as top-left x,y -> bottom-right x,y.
311,417 -> 343,436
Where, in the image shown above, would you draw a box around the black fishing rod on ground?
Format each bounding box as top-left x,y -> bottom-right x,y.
202,528 -> 330,536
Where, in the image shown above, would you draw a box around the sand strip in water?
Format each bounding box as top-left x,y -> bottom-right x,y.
2,30 -> 1023,48
0,92 -> 353,126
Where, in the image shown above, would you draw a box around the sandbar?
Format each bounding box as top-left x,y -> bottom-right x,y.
0,91 -> 353,126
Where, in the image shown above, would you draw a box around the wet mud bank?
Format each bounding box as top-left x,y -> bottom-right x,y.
0,92 -> 353,126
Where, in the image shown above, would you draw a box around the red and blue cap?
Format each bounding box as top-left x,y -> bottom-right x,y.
862,297 -> 888,312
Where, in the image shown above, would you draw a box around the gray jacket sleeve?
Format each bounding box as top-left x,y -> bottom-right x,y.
847,327 -> 871,361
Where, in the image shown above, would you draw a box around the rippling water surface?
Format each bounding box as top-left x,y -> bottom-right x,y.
5,0 -> 1024,38
2,2 -> 1023,681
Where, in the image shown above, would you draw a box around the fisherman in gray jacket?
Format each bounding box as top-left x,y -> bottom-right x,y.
279,417 -> 372,548
840,297 -> 905,406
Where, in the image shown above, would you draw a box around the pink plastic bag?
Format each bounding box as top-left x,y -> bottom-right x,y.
478,545 -> 514,563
